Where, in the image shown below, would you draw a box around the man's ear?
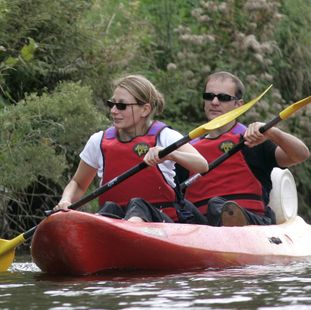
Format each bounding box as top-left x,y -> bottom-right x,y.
234,99 -> 244,108
141,103 -> 152,117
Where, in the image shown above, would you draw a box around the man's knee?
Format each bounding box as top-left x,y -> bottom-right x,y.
208,197 -> 225,216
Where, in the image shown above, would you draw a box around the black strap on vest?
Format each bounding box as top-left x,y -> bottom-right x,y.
172,178 -> 207,224
153,173 -> 208,225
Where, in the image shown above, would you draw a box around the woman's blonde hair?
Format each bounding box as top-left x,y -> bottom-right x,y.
113,74 -> 165,116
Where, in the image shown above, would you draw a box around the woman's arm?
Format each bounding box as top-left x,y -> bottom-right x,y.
54,160 -> 98,210
144,127 -> 209,173
144,144 -> 209,174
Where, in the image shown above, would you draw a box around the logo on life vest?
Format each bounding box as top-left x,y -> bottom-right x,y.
133,143 -> 150,157
219,140 -> 235,153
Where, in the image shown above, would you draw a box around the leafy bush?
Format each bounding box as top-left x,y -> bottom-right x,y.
0,82 -> 109,235
0,0 -> 94,103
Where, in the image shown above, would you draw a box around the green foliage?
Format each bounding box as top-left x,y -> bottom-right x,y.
135,0 -> 202,131
78,0 -> 154,101
273,0 -> 311,101
0,81 -> 107,190
292,161 -> 311,218
0,81 -> 109,235
138,0 -> 201,69
0,0 -> 93,102
156,0 -> 284,131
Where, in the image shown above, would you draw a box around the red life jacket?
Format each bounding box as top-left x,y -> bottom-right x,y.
98,121 -> 178,220
185,123 -> 265,214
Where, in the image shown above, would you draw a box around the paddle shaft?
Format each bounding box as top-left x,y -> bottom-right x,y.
0,226 -> 37,257
181,115 -> 282,189
24,227 -> 36,240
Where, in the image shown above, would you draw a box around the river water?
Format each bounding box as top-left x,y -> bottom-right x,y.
1,256 -> 311,309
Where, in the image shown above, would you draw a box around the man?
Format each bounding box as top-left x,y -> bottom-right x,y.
185,71 -> 310,226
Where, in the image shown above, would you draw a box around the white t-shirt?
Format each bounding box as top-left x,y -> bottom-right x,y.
80,127 -> 184,187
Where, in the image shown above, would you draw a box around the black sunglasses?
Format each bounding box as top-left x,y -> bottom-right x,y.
106,100 -> 141,111
203,92 -> 239,102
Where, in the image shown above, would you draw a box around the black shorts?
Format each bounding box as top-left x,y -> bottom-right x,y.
98,198 -> 173,223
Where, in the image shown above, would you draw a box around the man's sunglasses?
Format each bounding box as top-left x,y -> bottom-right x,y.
203,92 -> 239,102
106,100 -> 142,111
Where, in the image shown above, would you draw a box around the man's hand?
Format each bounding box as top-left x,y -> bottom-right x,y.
244,122 -> 267,147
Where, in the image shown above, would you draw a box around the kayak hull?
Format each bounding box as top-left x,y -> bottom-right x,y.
31,210 -> 311,275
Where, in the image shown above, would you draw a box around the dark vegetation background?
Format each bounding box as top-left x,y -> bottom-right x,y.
0,0 -> 310,241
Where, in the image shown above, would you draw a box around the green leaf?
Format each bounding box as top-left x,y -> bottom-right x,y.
20,37 -> 38,62
4,56 -> 18,66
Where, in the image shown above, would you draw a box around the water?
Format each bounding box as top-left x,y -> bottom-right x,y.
1,255 -> 311,309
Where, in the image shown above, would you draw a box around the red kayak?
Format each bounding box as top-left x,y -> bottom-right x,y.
31,209 -> 311,276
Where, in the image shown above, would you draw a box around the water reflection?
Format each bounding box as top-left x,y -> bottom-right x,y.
1,257 -> 311,309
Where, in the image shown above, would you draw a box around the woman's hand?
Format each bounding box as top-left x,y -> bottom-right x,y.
53,200 -> 72,211
144,146 -> 168,166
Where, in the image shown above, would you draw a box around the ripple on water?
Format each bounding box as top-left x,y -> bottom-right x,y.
9,262 -> 40,273
2,260 -> 311,309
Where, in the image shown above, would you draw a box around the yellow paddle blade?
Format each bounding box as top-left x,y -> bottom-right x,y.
0,233 -> 26,257
279,96 -> 311,120
0,239 -> 16,272
189,84 -> 273,139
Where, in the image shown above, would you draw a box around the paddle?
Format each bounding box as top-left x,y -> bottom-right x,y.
0,227 -> 36,272
0,85 -> 271,271
181,95 -> 311,190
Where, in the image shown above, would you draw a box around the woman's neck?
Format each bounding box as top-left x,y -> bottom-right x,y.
118,120 -> 153,142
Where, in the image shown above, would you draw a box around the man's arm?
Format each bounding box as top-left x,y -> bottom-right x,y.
244,122 -> 310,167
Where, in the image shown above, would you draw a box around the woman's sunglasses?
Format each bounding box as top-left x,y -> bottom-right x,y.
106,100 -> 141,111
203,92 -> 239,102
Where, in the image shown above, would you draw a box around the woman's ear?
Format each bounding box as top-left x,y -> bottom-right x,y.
141,103 -> 152,117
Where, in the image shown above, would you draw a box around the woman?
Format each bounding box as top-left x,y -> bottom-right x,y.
54,74 -> 208,223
